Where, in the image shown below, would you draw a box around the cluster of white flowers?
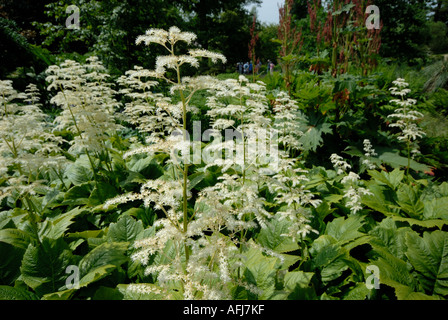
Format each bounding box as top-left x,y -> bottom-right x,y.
330,153 -> 352,174
110,28 -> 264,299
117,66 -> 181,140
387,78 -> 425,158
362,139 -> 378,170
0,80 -> 67,200
136,26 -> 197,47
272,91 -> 304,152
46,57 -> 122,154
332,153 -> 373,214
136,27 -> 226,79
269,157 -> 320,241
112,27 -> 321,300
343,186 -> 373,214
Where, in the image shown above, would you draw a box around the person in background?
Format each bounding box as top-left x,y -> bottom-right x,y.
238,62 -> 243,74
269,61 -> 275,75
244,62 -> 249,74
256,59 -> 262,74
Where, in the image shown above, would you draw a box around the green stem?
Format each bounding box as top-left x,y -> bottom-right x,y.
175,50 -> 190,265
24,195 -> 43,246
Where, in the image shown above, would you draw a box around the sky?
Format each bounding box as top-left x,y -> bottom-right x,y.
247,0 -> 283,25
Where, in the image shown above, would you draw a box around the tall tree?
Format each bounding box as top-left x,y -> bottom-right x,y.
433,0 -> 448,25
181,0 -> 261,65
373,0 -> 431,62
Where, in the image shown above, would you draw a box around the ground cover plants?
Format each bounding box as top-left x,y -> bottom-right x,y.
1,20 -> 448,301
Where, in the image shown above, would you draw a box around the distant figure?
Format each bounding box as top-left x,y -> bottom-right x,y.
256,59 -> 262,74
269,61 -> 275,75
267,60 -> 271,74
244,62 -> 249,74
249,62 -> 253,74
238,62 -> 243,74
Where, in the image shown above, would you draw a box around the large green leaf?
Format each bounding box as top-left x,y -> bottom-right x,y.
368,168 -> 404,190
63,182 -> 93,206
107,215 -> 144,243
42,289 -> 77,300
0,242 -> 25,285
88,181 -> 119,207
38,207 -> 84,240
405,231 -> 448,297
0,228 -> 33,250
243,245 -> 280,299
310,235 -> 349,283
325,215 -> 365,244
424,197 -> 448,221
370,249 -> 419,299
393,284 -> 442,300
79,264 -> 118,288
0,285 -> 39,300
257,215 -> 300,254
362,183 -> 398,216
392,216 -> 448,230
284,271 -> 316,300
396,184 -> 424,219
377,151 -> 430,173
20,237 -> 75,296
296,113 -> 332,152
369,217 -> 415,260
79,242 -> 128,274
65,156 -> 94,186
77,242 -> 128,288
129,155 -> 164,179
342,283 -> 370,300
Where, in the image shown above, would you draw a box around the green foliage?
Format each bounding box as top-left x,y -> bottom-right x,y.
428,21 -> 448,54
1,14 -> 448,300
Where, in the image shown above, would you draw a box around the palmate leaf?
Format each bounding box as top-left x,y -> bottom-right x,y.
362,183 -> 398,216
243,244 -> 280,300
368,168 -> 404,190
368,219 -> 444,299
20,237 -> 75,296
38,207 -> 85,240
296,112 -> 332,152
405,231 -> 448,297
369,248 -> 421,300
65,155 -> 94,186
257,215 -> 300,254
0,285 -> 39,300
325,215 -> 365,245
309,235 -> 349,284
284,271 -> 316,300
396,184 -> 424,219
0,242 -> 25,285
369,217 -> 415,260
377,151 -> 430,173
391,216 -> 448,230
0,228 -> 33,250
106,215 -> 144,243
62,182 -> 93,206
424,197 -> 448,221
45,243 -> 130,299
78,242 -> 128,280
